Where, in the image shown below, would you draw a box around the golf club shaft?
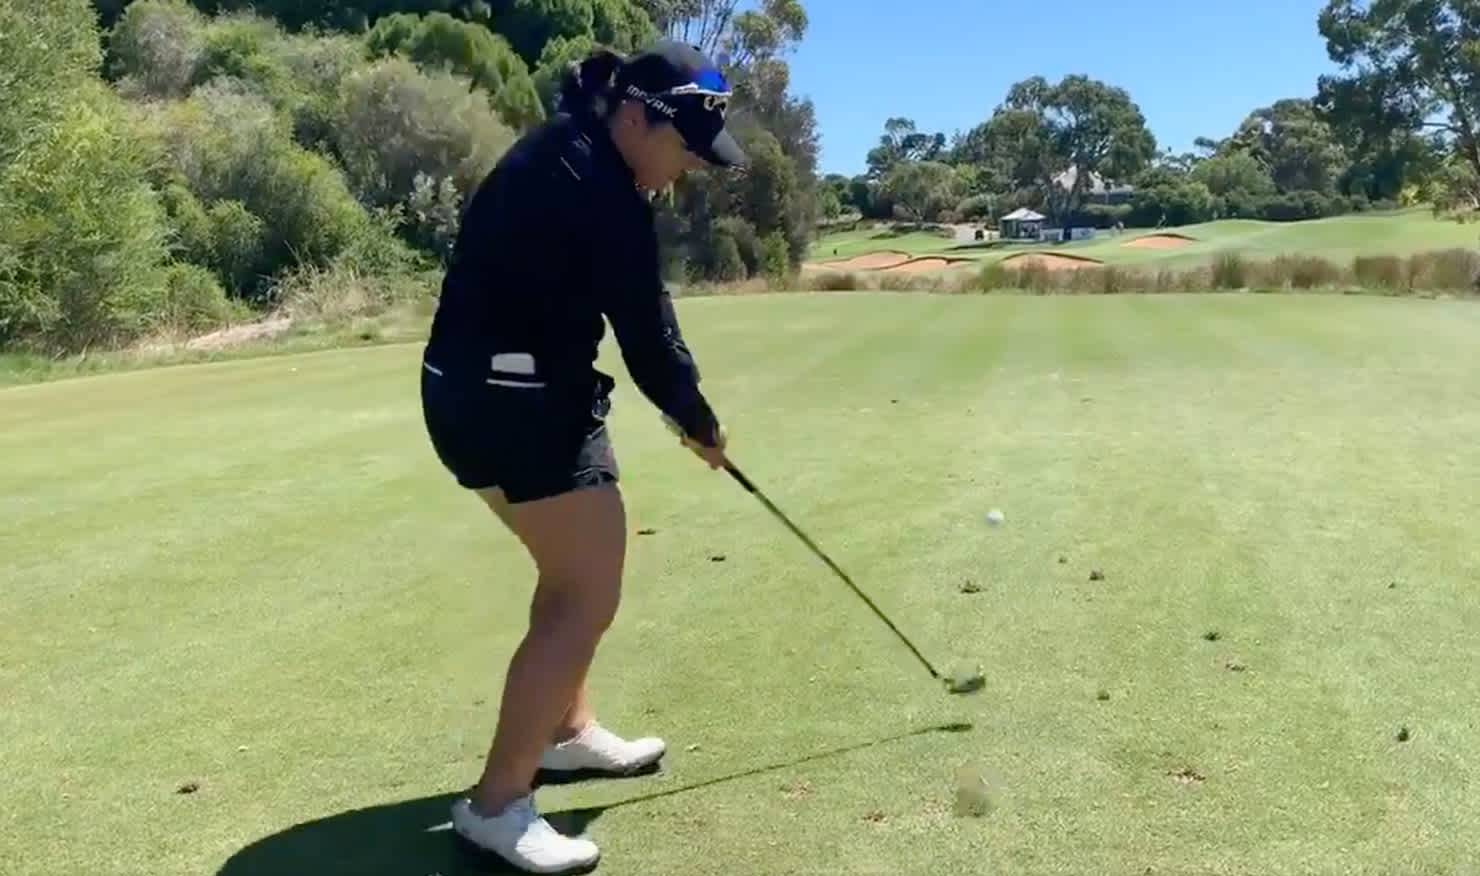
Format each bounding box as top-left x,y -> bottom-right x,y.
724,461 -> 942,680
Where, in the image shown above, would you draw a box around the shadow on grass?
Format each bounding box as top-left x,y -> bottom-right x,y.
215,721 -> 972,875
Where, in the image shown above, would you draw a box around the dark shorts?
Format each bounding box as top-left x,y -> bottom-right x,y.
419,361 -> 619,504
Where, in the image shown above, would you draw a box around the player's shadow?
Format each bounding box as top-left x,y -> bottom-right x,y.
214,721 -> 972,875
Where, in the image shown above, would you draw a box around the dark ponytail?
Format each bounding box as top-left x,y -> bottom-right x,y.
557,48 -> 626,119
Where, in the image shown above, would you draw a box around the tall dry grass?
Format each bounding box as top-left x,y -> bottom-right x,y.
788,248 -> 1480,297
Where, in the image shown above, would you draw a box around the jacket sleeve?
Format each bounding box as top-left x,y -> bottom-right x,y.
596,211 -> 722,446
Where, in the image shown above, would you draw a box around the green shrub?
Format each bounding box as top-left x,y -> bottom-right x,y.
708,233 -> 746,283
954,193 -> 997,222
155,262 -> 244,334
365,11 -> 543,130
333,56 -> 515,210
144,79 -> 404,300
106,0 -> 207,99
406,173 -> 464,263
1079,203 -> 1133,228
272,30 -> 369,150
0,83 -> 174,351
758,231 -> 791,279
206,200 -> 268,295
159,182 -> 214,265
189,10 -> 293,100
0,0 -> 100,168
713,216 -> 760,276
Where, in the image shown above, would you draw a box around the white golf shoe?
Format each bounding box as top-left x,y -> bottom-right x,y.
538,721 -> 666,775
450,794 -> 599,875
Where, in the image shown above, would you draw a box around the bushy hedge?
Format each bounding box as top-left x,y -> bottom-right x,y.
1,0 -> 532,353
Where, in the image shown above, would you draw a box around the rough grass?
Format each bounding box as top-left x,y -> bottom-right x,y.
0,264 -> 441,388
798,247 -> 1480,297
6,294 -> 1480,876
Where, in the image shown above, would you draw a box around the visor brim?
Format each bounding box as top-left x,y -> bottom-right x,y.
689,127 -> 744,168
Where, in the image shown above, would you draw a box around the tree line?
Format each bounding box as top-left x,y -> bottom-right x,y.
827,0 -> 1480,231
1,0 -> 818,354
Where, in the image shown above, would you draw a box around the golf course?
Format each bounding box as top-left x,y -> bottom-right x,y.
7,292 -> 1480,875
806,209 -> 1480,275
10,0 -> 1480,873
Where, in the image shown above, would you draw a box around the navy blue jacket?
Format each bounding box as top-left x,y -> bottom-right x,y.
423,111 -> 720,444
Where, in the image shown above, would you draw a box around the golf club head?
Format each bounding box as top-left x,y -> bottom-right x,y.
944,670 -> 986,695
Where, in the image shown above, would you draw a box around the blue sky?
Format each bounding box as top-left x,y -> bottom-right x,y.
783,0 -> 1346,177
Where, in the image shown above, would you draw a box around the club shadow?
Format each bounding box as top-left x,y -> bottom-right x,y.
214,721 -> 972,876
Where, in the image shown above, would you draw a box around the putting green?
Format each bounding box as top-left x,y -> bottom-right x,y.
6,293 -> 1480,875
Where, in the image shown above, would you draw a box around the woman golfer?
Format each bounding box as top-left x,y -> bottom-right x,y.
418,39 -> 741,874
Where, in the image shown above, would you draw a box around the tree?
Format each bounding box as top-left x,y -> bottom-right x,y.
818,173 -> 851,217
646,0 -> 806,62
1190,151 -> 1277,198
104,0 -> 209,99
864,117 -> 946,179
956,74 -> 1156,222
2,0 -> 179,351
333,56 -> 515,210
365,11 -> 543,128
1222,99 -> 1348,194
651,0 -> 819,272
1127,165 -> 1213,226
878,160 -> 961,223
1318,0 -> 1480,184
5,0 -> 103,166
1315,68 -> 1446,200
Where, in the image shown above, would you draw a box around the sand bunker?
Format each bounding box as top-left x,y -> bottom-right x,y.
879,257 -> 974,274
1123,233 -> 1195,249
813,250 -> 912,271
1000,253 -> 1103,271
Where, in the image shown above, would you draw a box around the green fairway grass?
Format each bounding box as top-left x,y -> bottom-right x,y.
810,209 -> 1480,273
7,293 -> 1480,875
807,225 -> 963,261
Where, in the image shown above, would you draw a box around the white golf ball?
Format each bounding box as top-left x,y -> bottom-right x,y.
986,509 -> 1004,526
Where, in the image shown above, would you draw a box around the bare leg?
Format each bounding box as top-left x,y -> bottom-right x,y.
485,488 -> 601,746
554,689 -> 596,743
469,483 -> 626,815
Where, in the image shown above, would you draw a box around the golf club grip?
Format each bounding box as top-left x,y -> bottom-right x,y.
725,463 -> 940,679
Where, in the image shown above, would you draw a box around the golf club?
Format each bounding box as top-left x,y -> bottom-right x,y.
722,459 -> 985,696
